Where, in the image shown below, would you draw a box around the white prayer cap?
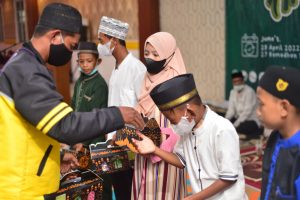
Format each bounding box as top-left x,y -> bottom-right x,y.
98,16 -> 129,40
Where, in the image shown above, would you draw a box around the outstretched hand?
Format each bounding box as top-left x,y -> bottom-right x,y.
118,107 -> 145,130
132,131 -> 156,154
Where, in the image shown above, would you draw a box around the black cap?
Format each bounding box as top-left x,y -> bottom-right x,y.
77,42 -> 99,56
231,70 -> 244,79
150,74 -> 198,111
37,3 -> 82,33
259,66 -> 300,108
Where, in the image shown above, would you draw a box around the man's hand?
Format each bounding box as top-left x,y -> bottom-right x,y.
60,152 -> 79,174
118,107 -> 145,130
132,132 -> 156,154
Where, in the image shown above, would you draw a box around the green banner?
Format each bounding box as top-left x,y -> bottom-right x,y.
225,0 -> 300,98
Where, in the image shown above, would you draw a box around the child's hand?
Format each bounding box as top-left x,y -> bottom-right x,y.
184,194 -> 204,200
132,131 -> 156,154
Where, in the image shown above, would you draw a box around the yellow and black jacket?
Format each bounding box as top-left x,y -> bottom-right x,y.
0,42 -> 124,200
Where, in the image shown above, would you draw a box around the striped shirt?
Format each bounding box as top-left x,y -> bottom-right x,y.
132,107 -> 186,200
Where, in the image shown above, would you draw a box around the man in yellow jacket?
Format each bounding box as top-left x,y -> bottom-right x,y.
0,3 -> 144,200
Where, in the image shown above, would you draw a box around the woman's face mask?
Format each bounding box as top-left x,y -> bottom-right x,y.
48,32 -> 73,66
171,107 -> 195,136
97,40 -> 115,57
144,58 -> 166,74
144,47 -> 175,74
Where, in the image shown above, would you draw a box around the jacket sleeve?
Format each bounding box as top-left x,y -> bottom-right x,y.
48,107 -> 124,145
4,54 -> 124,145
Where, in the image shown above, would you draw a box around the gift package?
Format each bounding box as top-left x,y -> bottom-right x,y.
54,141 -> 131,199
115,118 -> 162,152
45,170 -> 103,200
115,125 -> 140,152
52,118 -> 162,199
141,118 -> 162,147
89,141 -> 131,174
62,148 -> 92,171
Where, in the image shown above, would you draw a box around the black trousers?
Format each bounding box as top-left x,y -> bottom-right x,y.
111,168 -> 133,200
230,118 -> 262,137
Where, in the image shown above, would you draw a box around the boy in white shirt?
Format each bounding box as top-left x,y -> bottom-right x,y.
133,74 -> 247,200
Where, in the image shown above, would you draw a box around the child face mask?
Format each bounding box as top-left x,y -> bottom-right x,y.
171,106 -> 195,136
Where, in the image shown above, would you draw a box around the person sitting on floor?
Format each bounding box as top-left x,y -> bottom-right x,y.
225,70 -> 262,139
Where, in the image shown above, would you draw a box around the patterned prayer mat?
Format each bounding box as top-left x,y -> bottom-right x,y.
240,138 -> 265,199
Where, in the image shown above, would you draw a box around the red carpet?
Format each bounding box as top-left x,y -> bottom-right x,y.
240,139 -> 265,199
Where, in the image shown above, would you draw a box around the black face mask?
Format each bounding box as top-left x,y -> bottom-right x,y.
145,52 -> 175,74
145,58 -> 166,74
48,43 -> 72,66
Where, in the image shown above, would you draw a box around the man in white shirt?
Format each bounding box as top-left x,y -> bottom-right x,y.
133,74 -> 247,200
97,16 -> 146,108
225,71 -> 261,139
97,16 -> 146,200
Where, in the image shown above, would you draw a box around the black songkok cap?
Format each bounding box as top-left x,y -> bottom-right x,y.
77,42 -> 99,56
150,73 -> 198,111
231,70 -> 244,79
37,3 -> 82,33
259,66 -> 300,108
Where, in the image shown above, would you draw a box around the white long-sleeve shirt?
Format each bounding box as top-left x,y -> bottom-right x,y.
174,107 -> 248,200
225,84 -> 260,127
107,53 -> 146,139
108,53 -> 146,107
